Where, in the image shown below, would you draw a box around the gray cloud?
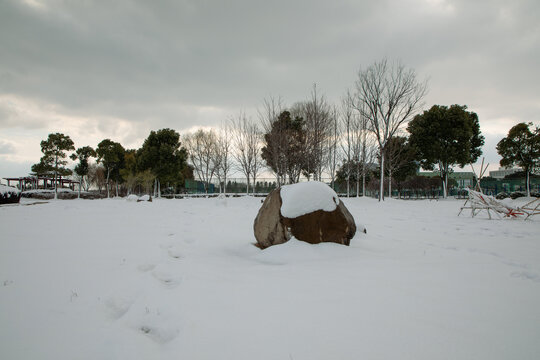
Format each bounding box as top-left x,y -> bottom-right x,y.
0,140 -> 15,154
0,0 -> 539,176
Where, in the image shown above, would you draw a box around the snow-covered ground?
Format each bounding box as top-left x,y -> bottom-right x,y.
1,196 -> 539,360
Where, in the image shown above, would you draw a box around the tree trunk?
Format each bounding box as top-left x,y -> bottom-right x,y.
54,154 -> 58,200
388,169 -> 392,199
526,170 -> 530,197
54,171 -> 58,200
379,151 -> 385,201
444,171 -> 448,198
106,169 -> 110,198
362,169 -> 366,198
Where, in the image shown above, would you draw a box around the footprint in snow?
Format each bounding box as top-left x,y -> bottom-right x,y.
152,271 -> 182,288
124,302 -> 181,344
137,264 -> 156,272
167,248 -> 183,260
103,296 -> 135,320
138,324 -> 180,344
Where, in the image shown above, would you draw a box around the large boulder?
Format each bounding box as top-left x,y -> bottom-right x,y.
253,181 -> 358,249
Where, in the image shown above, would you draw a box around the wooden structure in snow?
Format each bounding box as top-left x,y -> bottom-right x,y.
2,176 -> 79,191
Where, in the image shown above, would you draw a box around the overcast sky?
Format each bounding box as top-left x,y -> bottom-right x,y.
1,0 -> 539,179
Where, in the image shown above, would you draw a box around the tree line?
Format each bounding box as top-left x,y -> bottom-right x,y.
31,129 -> 192,199
30,58 -> 539,200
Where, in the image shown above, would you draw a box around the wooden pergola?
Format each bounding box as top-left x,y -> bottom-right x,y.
3,176 -> 79,191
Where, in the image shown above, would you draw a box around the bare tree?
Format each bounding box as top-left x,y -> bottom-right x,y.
302,84 -> 332,180
184,129 -> 219,194
326,106 -> 339,189
358,106 -> 377,197
339,92 -> 356,197
384,134 -> 405,198
355,59 -> 427,201
344,99 -> 377,198
383,135 -> 417,198
215,122 -> 234,194
88,163 -> 106,195
232,112 -> 262,195
250,131 -> 264,194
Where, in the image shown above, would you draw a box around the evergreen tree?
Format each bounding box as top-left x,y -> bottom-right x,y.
31,133 -> 75,199
31,157 -> 54,177
138,128 -> 191,196
70,146 -> 96,196
496,122 -> 540,196
96,139 -> 125,198
261,110 -> 306,184
407,104 -> 484,198
119,149 -> 138,195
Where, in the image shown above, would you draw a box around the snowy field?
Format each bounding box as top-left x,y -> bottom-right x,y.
1,196 -> 539,360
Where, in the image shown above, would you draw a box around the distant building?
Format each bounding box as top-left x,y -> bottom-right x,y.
489,167 -> 522,179
452,172 -> 475,188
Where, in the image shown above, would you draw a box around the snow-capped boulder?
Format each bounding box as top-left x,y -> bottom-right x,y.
0,185 -> 21,204
253,181 -> 358,249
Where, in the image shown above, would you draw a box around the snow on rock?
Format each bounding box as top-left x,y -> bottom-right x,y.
280,181 -> 339,218
138,195 -> 151,202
